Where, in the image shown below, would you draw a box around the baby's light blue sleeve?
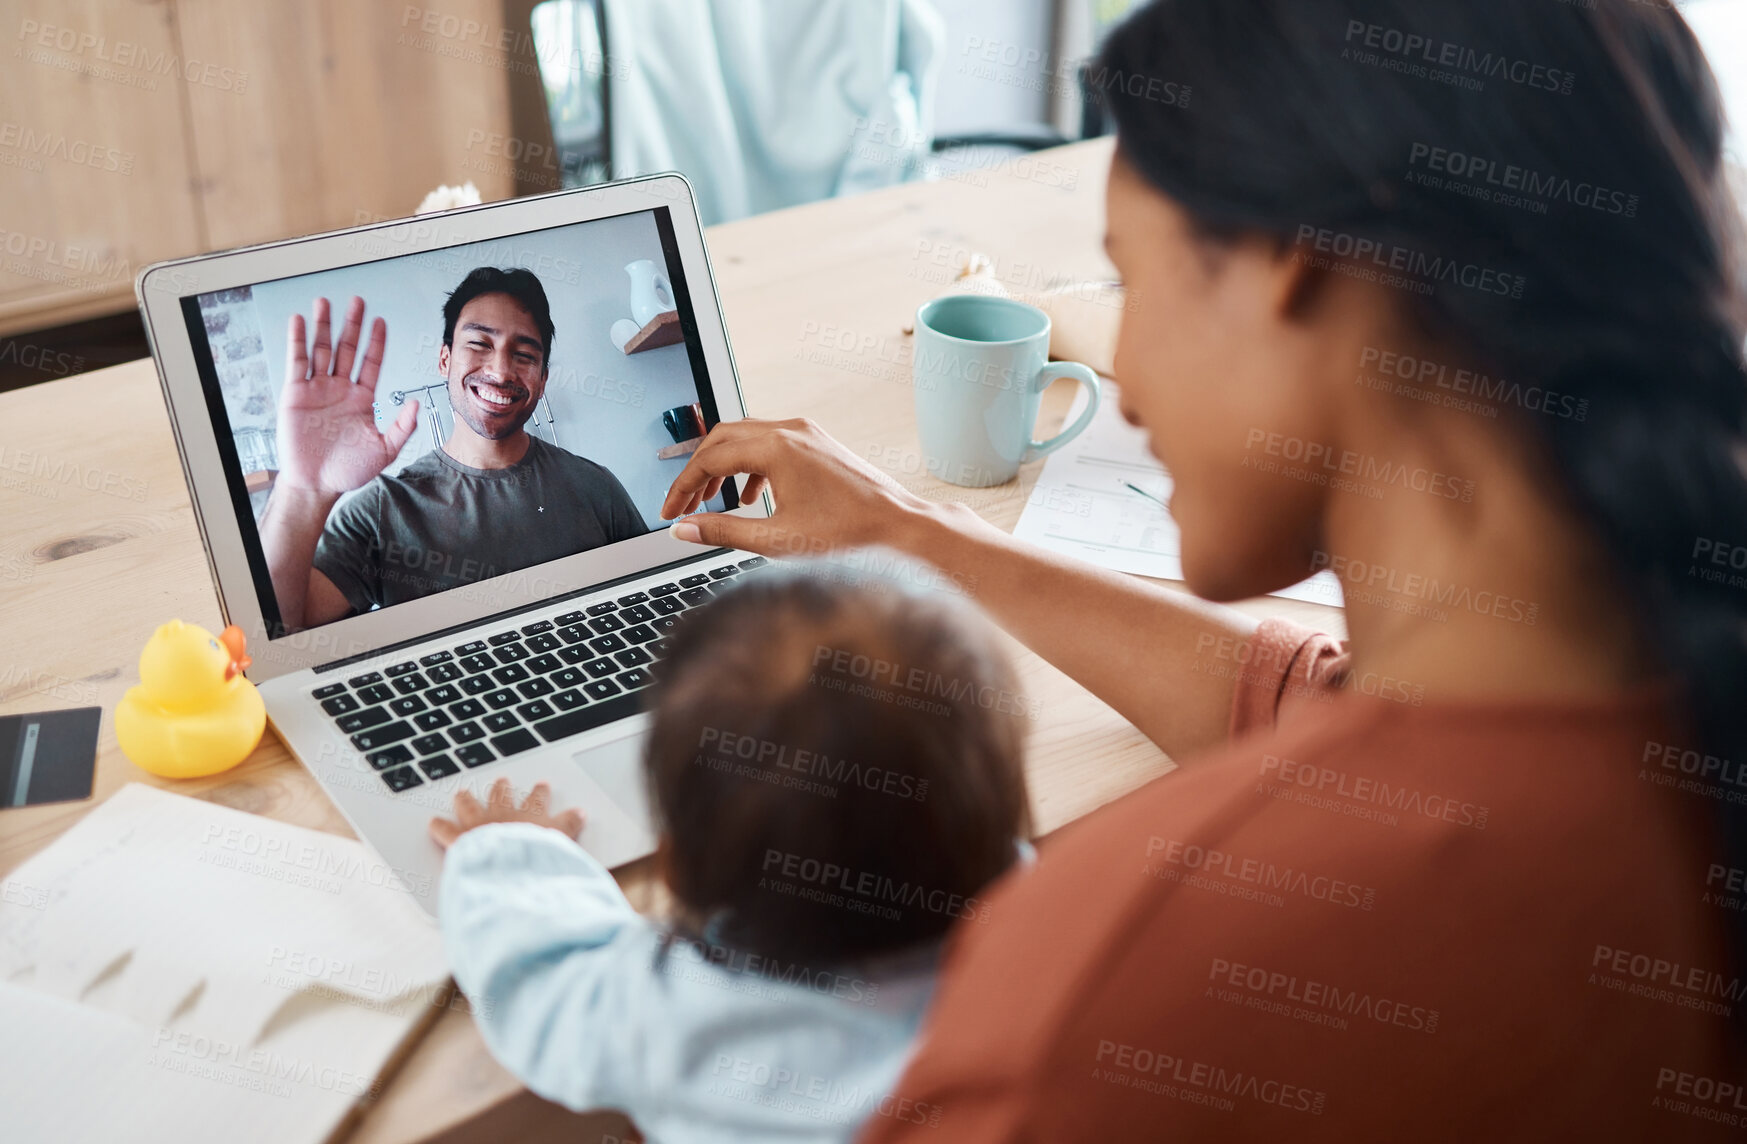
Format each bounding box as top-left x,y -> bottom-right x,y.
439,822 -> 656,1114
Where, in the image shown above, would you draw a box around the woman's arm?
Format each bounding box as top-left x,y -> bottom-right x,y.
663,419 -> 1258,761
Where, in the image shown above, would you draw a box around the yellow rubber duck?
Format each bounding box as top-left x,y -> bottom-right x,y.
116,620 -> 266,778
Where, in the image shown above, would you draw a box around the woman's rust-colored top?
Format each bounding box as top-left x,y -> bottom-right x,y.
861,620 -> 1743,1141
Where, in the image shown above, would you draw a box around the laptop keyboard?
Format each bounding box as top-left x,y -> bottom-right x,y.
308,557 -> 767,793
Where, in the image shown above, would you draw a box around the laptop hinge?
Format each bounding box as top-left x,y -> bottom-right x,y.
310,548 -> 734,674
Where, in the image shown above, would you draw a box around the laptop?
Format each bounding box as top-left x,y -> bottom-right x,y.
136,174 -> 772,916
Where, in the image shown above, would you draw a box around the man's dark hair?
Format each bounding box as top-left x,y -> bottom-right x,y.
644,563 -> 1032,967
441,267 -> 555,371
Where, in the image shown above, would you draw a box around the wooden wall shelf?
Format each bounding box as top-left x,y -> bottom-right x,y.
655,437 -> 702,461
622,310 -> 683,354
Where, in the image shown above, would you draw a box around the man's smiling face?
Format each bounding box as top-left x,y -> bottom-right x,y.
439,292 -> 548,442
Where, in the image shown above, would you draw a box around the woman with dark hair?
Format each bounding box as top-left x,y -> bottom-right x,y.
661,0 -> 1747,1135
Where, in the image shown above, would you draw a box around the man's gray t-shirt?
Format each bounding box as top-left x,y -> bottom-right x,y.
313,435 -> 647,613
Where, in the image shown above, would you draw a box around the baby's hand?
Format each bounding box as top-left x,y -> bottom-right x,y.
429,778 -> 585,851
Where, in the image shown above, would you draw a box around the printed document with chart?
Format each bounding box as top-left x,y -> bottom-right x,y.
1012,382 -> 1344,607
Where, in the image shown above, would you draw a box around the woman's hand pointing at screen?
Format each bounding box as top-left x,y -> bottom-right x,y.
659,417 -> 942,559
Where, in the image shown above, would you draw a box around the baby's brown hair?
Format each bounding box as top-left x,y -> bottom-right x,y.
644,561 -> 1032,966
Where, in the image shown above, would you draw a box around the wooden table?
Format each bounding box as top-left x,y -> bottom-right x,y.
0,138 -> 1342,1144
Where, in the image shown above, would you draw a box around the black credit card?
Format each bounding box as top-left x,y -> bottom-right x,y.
0,707 -> 100,808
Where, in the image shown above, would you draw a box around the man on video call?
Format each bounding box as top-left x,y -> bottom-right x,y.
259,267 -> 647,632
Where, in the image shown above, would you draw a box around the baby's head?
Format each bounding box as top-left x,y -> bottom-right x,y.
645,563 -> 1032,966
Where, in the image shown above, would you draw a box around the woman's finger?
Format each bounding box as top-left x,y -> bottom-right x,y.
672,510 -> 778,553
661,424 -> 782,519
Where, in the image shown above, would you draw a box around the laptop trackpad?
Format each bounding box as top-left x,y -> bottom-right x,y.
562,763 -> 653,870
455,738 -> 654,870
570,732 -> 655,869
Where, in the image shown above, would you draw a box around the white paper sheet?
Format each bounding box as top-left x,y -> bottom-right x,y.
1013,382 -> 1345,608
0,784 -> 450,1144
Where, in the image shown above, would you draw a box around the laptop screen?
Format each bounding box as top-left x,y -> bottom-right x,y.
180,204 -> 732,638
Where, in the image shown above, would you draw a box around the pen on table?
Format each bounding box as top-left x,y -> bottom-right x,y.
1124,482 -> 1168,509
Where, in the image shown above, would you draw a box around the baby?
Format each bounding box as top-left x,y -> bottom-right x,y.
431,562 -> 1033,1143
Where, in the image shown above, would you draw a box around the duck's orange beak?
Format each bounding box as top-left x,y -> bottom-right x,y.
220,625 -> 252,681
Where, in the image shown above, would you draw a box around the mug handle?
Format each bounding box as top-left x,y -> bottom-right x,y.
1022,363 -> 1102,463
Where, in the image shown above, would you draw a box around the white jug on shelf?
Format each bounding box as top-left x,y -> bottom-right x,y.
626,259 -> 676,327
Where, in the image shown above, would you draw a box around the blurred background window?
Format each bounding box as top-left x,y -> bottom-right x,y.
525,0 -> 1144,223
1683,0 -> 1747,170
532,0 -> 611,189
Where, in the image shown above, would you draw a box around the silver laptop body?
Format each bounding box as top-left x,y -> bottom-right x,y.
137,175 -> 771,915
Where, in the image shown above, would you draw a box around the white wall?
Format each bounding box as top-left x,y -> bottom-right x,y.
929,0 -> 1056,136
233,208 -> 722,529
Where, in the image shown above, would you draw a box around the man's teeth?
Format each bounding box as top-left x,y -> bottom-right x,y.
473,386 -> 515,407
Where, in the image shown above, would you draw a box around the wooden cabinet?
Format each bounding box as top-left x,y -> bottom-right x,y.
0,0 -> 530,336
0,0 -> 203,334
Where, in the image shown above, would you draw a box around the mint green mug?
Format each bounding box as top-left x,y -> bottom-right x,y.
912,295 -> 1102,488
